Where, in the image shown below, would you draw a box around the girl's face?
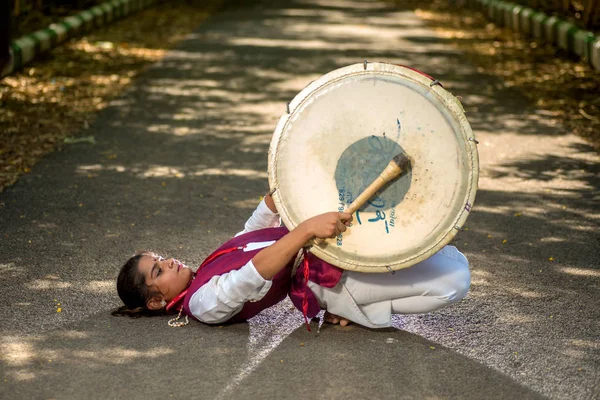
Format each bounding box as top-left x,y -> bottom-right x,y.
137,255 -> 193,309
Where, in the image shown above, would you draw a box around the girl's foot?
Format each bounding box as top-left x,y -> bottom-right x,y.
324,311 -> 351,326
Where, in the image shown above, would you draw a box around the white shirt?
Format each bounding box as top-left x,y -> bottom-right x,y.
188,200 -> 281,324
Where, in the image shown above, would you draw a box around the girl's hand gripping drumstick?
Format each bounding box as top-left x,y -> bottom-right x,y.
313,152 -> 411,246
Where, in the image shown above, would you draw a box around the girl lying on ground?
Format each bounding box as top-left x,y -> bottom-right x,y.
112,193 -> 470,329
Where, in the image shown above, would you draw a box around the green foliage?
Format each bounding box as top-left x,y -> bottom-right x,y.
511,0 -> 599,30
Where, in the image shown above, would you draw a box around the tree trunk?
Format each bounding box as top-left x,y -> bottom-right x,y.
583,0 -> 598,25
0,0 -> 12,72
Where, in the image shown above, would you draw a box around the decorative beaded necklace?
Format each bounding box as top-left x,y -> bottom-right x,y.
165,246 -> 246,327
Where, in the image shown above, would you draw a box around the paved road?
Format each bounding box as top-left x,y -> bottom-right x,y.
1,0 -> 598,398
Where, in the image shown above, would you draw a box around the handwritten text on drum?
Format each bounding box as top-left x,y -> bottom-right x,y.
337,188 -> 352,246
337,188 -> 397,246
356,197 -> 396,234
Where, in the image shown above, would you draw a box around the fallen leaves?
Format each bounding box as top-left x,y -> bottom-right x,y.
412,0 -> 600,150
0,0 -> 224,192
54,299 -> 62,313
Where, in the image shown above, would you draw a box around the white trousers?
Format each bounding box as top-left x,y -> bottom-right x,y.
308,246 -> 471,328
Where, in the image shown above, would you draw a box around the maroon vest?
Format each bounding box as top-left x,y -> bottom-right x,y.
181,227 -> 343,323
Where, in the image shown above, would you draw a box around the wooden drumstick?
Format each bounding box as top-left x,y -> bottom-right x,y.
313,152 -> 411,245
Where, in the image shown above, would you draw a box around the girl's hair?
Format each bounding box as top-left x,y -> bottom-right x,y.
111,253 -> 167,318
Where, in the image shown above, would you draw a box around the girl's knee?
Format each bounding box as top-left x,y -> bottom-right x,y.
447,257 -> 471,302
454,263 -> 471,300
431,251 -> 470,303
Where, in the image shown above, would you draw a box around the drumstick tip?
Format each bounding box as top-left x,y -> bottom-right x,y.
392,152 -> 411,171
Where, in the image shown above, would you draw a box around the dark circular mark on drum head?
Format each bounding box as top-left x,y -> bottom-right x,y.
334,136 -> 411,213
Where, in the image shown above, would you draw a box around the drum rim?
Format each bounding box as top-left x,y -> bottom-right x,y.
268,62 -> 479,272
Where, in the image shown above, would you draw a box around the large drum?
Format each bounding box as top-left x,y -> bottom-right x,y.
268,62 -> 479,273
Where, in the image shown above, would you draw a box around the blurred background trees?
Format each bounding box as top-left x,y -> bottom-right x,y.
10,0 -> 99,38
514,0 -> 599,28
5,0 -> 600,38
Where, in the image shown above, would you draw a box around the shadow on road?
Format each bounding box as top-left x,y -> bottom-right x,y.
1,303 -> 544,399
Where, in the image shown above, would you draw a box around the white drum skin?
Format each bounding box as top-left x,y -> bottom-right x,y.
269,63 -> 479,273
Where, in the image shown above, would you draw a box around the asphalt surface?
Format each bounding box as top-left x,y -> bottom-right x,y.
1,0 -> 599,399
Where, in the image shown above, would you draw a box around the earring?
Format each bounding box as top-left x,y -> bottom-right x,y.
160,300 -> 167,307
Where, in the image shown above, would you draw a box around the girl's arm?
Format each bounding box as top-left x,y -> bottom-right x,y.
235,193 -> 280,236
252,212 -> 352,280
188,212 -> 352,323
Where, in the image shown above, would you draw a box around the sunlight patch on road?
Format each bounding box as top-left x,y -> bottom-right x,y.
73,346 -> 173,364
228,37 -> 366,51
82,280 -> 114,294
284,22 -> 405,38
25,278 -> 72,290
234,102 -> 284,117
237,132 -> 272,148
558,267 -> 600,278
272,74 -> 321,92
77,164 -> 126,173
1,338 -> 35,367
497,313 -> 537,324
150,78 -> 222,88
22,279 -> 116,293
560,348 -> 587,360
75,163 -> 268,180
142,166 -> 186,178
61,330 -> 89,339
1,333 -> 176,383
504,287 -> 545,299
568,339 -> 599,348
146,86 -> 230,98
192,168 -> 267,178
307,0 -> 387,10
0,263 -> 25,280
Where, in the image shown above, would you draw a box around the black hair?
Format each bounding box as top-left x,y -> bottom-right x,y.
111,253 -> 167,318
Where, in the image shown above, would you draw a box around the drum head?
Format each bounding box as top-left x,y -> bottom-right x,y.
268,63 -> 479,272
